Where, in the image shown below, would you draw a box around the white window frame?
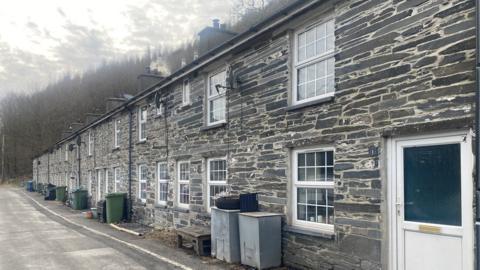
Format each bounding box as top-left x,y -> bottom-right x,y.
96,169 -> 102,201
207,70 -> 227,126
207,158 -> 228,210
182,79 -> 191,106
105,169 -> 109,194
157,162 -> 169,205
114,167 -> 121,192
65,145 -> 68,161
292,18 -> 335,105
138,164 -> 147,202
138,106 -> 147,142
88,131 -> 93,156
177,161 -> 190,208
292,147 -> 335,233
156,102 -> 164,116
114,119 -> 120,148
88,170 -> 92,196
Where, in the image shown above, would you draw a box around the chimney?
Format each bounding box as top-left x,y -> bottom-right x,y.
137,73 -> 164,91
197,19 -> 237,56
85,113 -> 103,125
106,97 -> 128,112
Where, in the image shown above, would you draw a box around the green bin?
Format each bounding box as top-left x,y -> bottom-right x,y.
56,186 -> 67,202
106,193 -> 126,224
72,189 -> 88,210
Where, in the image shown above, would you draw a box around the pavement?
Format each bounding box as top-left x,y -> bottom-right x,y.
0,186 -> 236,270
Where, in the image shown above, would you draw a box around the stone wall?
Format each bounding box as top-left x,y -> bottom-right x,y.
34,0 -> 476,269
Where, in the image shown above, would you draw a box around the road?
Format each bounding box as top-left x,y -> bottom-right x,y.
0,186 -> 204,270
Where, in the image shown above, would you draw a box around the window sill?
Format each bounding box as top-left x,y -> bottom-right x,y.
286,95 -> 334,112
136,140 -> 147,145
155,204 -> 167,209
284,225 -> 335,240
200,122 -> 226,131
173,206 -> 189,213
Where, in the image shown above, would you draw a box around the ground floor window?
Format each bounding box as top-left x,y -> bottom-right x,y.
138,164 -> 148,202
292,148 -> 334,232
114,167 -> 121,192
157,162 -> 168,204
88,171 -> 92,196
177,161 -> 190,208
207,158 -> 227,208
96,169 -> 102,200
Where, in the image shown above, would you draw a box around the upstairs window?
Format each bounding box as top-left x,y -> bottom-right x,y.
88,131 -> 93,156
293,19 -> 335,105
114,119 -> 121,148
65,145 -> 68,161
182,79 -> 191,106
207,70 -> 226,125
138,106 -> 147,141
292,148 -> 334,232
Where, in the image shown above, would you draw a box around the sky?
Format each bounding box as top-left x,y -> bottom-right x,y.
0,0 -> 236,98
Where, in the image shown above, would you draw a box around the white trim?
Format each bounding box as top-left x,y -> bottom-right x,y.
157,162 -> 168,205
88,131 -> 93,156
104,169 -> 109,194
291,147 -> 335,233
207,157 -> 228,210
114,167 -> 120,193
138,106 -> 147,142
292,18 -> 335,106
138,164 -> 147,203
206,69 -> 227,126
96,169 -> 102,201
177,161 -> 190,208
182,79 -> 191,106
114,119 -> 120,148
387,131 -> 474,270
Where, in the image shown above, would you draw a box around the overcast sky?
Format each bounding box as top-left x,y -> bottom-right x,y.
0,0 -> 235,98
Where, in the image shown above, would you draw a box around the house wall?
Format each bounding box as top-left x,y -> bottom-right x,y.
33,0 -> 476,269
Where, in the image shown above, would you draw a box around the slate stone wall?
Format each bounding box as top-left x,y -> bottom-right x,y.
34,0 -> 476,269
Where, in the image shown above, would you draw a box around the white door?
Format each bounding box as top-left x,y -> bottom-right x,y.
389,132 -> 473,270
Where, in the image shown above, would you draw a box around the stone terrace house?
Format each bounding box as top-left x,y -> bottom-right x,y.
33,0 -> 476,269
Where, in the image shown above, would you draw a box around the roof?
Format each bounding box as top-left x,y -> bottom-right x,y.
37,0 -> 322,158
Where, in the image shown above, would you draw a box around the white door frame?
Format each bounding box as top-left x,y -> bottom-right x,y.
387,131 -> 474,270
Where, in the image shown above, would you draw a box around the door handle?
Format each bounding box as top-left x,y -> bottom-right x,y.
396,202 -> 402,216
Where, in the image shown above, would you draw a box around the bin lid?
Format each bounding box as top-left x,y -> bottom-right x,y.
105,192 -> 127,198
239,212 -> 283,218
72,189 -> 87,193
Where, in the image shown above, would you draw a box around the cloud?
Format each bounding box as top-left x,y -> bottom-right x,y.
0,0 -> 235,99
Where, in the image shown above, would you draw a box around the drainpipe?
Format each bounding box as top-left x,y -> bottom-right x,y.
47,151 -> 50,185
128,106 -> 133,221
77,136 -> 81,189
476,1 -> 480,269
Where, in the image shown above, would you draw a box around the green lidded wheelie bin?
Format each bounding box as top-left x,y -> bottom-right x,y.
106,193 -> 126,224
56,186 -> 67,202
72,189 -> 88,210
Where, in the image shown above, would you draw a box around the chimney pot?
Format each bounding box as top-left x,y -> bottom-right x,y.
212,19 -> 220,28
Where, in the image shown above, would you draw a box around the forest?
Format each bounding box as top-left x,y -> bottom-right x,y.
0,0 -> 295,179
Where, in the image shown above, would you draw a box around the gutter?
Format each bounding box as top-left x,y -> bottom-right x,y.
47,0 -> 323,149
476,1 -> 479,269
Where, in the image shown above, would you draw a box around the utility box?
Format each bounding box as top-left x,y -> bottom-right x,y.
211,207 -> 240,263
239,212 -> 282,269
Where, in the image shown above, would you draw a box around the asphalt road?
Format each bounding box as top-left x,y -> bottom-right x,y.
0,187 -> 184,270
